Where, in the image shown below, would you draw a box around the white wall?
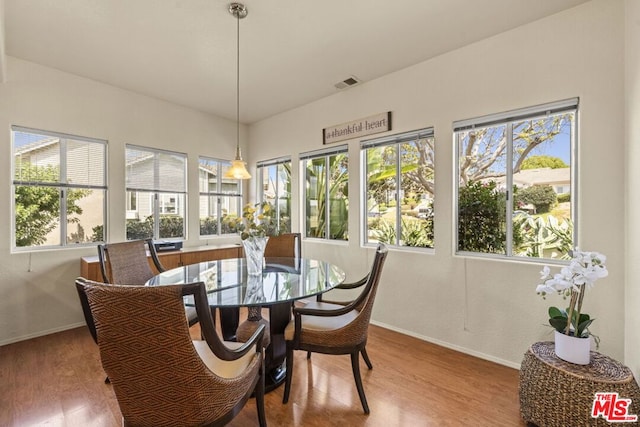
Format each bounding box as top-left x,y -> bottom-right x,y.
625,0 -> 640,379
250,0 -> 629,367
0,56 -> 246,344
0,0 -> 634,373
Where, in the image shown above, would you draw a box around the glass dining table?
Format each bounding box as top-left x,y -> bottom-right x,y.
146,256 -> 346,391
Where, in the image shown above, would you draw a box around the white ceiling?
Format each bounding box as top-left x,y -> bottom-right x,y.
3,0 -> 588,124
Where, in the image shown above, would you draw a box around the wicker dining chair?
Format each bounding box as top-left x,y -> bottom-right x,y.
75,278 -> 267,427
302,273 -> 372,367
282,244 -> 388,414
97,239 -> 198,327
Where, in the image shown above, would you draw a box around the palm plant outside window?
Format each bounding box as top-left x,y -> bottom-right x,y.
455,98 -> 577,260
301,146 -> 348,240
256,157 -> 291,234
362,128 -> 435,248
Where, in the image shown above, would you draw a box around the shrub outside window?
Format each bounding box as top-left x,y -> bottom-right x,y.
455,98 -> 577,260
256,157 -> 291,234
198,156 -> 242,237
125,145 -> 186,240
11,126 -> 107,249
301,146 -> 348,241
362,128 -> 435,248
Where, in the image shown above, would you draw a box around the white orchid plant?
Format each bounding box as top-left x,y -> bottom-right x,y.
536,248 -> 608,339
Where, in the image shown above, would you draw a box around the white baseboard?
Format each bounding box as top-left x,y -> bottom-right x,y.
370,319 -> 522,370
0,322 -> 86,347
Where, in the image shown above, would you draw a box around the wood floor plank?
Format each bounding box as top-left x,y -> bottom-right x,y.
0,324 -> 526,426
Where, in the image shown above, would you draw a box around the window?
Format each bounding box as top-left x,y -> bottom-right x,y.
362,128 -> 435,248
198,156 -> 242,237
125,145 -> 186,240
11,126 -> 107,249
455,98 -> 577,260
301,146 -> 348,241
256,157 -> 292,234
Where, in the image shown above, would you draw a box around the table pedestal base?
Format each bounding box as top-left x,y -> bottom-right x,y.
234,304 -> 289,392
236,306 -> 271,348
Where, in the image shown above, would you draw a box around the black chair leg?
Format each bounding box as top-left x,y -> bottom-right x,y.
282,343 -> 294,404
361,347 -> 373,370
351,351 -> 370,414
306,351 -> 311,359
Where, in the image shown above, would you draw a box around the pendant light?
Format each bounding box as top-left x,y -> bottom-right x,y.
224,2 -> 251,180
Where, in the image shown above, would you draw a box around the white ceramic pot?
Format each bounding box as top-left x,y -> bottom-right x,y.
554,330 -> 591,365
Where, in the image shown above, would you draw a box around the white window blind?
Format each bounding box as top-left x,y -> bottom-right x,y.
299,144 -> 348,160
256,156 -> 291,168
453,98 -> 578,132
126,145 -> 186,193
13,126 -> 106,189
361,127 -> 434,149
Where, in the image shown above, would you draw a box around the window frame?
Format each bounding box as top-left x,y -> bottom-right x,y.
125,144 -> 187,241
256,156 -> 292,234
360,127 -> 435,250
11,125 -> 108,251
300,145 -> 349,242
453,98 -> 579,262
198,155 -> 243,238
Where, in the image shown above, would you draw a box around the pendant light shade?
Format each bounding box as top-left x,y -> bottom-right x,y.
224,2 -> 251,180
227,158 -> 252,179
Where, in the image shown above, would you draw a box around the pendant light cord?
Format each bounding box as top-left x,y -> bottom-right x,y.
236,11 -> 240,158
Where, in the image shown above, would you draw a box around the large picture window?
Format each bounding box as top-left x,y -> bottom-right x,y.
362,128 -> 435,248
256,157 -> 291,234
11,126 -> 107,249
198,156 -> 242,237
301,146 -> 348,241
455,98 -> 577,260
125,145 -> 186,240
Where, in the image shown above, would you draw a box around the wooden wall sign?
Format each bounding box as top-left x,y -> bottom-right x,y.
323,112 -> 391,144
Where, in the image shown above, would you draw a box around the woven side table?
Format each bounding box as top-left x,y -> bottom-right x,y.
519,342 -> 640,426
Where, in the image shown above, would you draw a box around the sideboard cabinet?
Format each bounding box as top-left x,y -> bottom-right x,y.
80,244 -> 242,282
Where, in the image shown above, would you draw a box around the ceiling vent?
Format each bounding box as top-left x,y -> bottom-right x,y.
334,75 -> 361,90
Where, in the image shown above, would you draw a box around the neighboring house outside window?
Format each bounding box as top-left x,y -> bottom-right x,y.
301,145 -> 348,241
198,156 -> 242,237
256,157 -> 291,234
11,126 -> 107,249
362,128 -> 435,249
125,145 -> 187,240
455,98 -> 577,260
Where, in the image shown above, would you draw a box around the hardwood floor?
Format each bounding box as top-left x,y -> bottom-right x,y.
0,324 -> 527,426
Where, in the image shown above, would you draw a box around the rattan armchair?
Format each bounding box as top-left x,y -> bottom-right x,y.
303,273 -> 371,366
97,239 -> 198,327
75,278 -> 267,427
282,244 -> 388,414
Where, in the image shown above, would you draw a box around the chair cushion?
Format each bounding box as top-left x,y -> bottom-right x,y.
192,340 -> 257,379
284,305 -> 359,341
300,301 -> 345,310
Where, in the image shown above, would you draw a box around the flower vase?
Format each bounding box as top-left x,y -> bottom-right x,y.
242,236 -> 269,276
243,275 -> 266,304
554,330 -> 591,365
